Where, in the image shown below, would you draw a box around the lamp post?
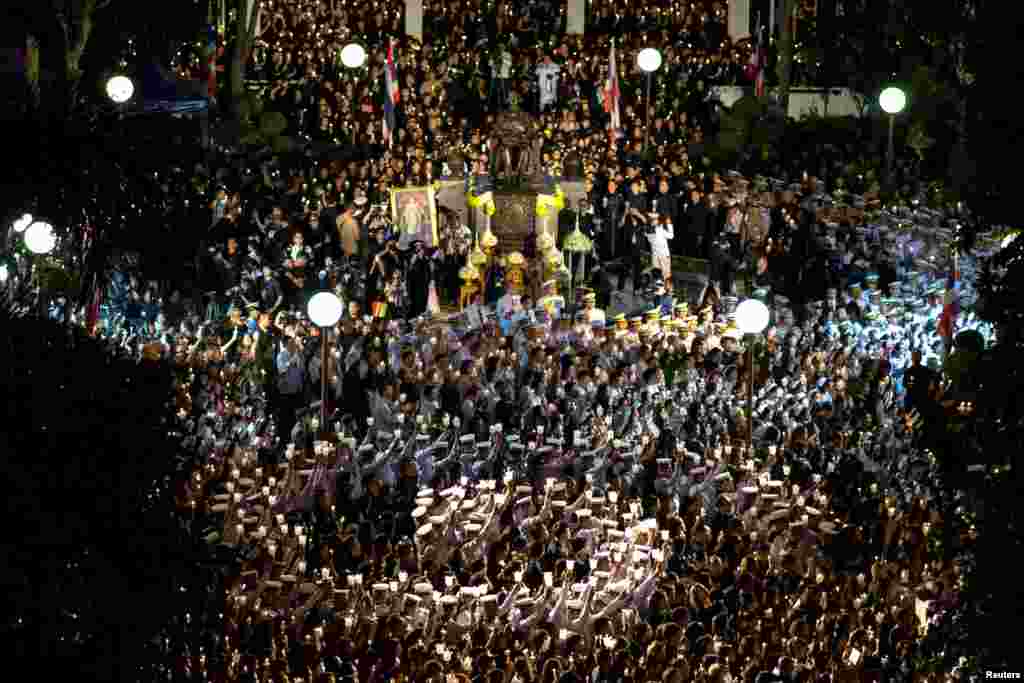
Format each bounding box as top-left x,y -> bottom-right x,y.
307,291 -> 343,439
24,220 -> 57,318
340,43 -> 368,69
105,75 -> 135,104
735,298 -> 769,454
878,86 -> 907,191
637,48 -> 662,151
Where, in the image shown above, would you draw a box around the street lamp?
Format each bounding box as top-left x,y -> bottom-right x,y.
106,75 -> 135,104
637,48 -> 662,151
879,86 -> 907,191
340,43 -> 368,69
24,221 -> 56,255
307,291 -> 343,438
735,298 -> 770,454
13,214 -> 33,233
24,220 -> 56,318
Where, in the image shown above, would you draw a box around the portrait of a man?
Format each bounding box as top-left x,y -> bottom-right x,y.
390,186 -> 439,247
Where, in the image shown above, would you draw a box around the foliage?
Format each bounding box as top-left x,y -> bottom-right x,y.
924,204 -> 1024,672
716,96 -> 785,169
32,258 -> 82,297
0,304 -> 198,680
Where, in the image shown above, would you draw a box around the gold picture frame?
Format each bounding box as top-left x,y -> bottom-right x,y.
390,185 -> 439,247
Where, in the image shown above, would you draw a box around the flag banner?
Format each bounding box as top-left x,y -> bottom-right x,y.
383,39 -> 400,148
602,44 -> 621,139
937,266 -> 960,340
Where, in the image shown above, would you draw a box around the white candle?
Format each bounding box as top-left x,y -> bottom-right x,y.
298,561 -> 307,574
235,523 -> 244,537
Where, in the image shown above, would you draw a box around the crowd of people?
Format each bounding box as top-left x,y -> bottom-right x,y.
235,0 -> 779,191
77,146 -> 992,682
51,3 -> 999,681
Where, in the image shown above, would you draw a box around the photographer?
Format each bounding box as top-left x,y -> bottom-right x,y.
624,177 -> 651,293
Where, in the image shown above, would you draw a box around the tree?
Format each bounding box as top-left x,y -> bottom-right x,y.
225,0 -> 263,120
775,0 -> 797,115
0,304 -> 200,680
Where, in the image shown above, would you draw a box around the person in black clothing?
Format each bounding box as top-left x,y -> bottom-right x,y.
597,179 -> 625,263
651,176 -> 678,236
318,193 -> 342,261
406,241 -> 432,318
623,177 -> 650,292
902,350 -> 937,412
708,231 -> 739,297
684,189 -> 712,259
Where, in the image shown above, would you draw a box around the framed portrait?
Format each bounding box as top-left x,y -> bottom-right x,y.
390,185 -> 439,248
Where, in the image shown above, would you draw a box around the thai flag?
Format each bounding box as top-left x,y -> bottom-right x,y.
206,24 -> 218,99
383,39 -> 400,148
602,44 -> 621,140
746,21 -> 766,97
937,267 -> 960,341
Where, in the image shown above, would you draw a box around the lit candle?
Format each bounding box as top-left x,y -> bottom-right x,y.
235,523 -> 244,537
298,561 -> 307,574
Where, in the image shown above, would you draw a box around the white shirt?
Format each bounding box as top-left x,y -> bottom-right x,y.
646,222 -> 675,257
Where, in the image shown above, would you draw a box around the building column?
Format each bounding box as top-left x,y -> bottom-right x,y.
405,0 -> 423,38
566,0 -> 585,34
729,0 -> 752,40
